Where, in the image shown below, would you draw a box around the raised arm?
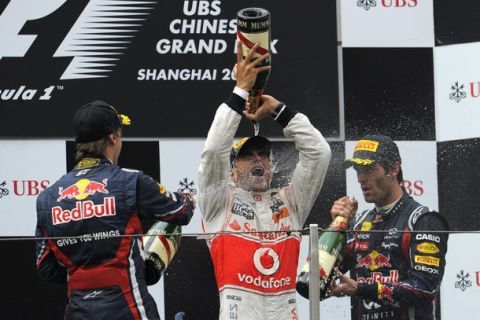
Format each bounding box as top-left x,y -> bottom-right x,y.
243,95 -> 331,226
198,42 -> 271,223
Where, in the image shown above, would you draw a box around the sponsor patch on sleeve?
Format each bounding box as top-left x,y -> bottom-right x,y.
414,255 -> 440,267
416,242 -> 439,254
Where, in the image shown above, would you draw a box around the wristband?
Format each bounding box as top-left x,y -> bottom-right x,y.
272,103 -> 286,120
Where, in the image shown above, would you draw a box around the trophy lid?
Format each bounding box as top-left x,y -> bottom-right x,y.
237,7 -> 270,21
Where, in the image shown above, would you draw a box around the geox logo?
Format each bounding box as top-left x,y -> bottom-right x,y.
0,0 -> 157,80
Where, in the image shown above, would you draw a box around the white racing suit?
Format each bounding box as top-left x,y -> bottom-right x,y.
198,94 -> 331,320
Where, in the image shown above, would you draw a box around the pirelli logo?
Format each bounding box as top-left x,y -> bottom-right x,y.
354,140 -> 379,153
414,255 -> 440,267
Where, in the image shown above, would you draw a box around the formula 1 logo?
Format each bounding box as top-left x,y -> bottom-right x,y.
253,247 -> 280,276
0,0 -> 157,80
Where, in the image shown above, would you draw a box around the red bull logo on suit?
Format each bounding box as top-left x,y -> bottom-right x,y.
57,179 -> 108,202
52,197 -> 116,225
53,179 -> 115,225
356,250 -> 392,271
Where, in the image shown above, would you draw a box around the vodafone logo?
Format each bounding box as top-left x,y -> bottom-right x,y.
253,247 -> 280,276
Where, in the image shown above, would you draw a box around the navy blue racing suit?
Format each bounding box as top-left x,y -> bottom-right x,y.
339,193 -> 449,320
35,157 -> 194,320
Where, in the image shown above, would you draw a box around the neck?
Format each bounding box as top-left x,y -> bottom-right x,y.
102,149 -> 116,165
376,185 -> 403,210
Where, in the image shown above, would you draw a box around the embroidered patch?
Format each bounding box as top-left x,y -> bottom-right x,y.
231,198 -> 255,220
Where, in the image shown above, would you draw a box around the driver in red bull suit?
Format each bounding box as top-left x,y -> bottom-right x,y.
328,135 -> 449,320
198,43 -> 331,319
35,101 -> 195,320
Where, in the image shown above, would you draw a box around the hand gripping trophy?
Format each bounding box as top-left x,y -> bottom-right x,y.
236,7 -> 271,134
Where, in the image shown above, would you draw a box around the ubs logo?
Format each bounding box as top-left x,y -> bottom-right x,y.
401,179 -> 424,196
357,0 -> 377,10
177,177 -> 197,195
0,181 -> 9,198
0,179 -> 50,198
357,0 -> 417,11
0,0 -> 157,80
450,82 -> 467,103
449,81 -> 480,103
455,270 -> 472,291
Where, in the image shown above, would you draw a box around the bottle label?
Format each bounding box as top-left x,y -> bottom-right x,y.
331,217 -> 349,231
300,251 -> 336,282
237,31 -> 270,58
146,234 -> 178,267
319,250 -> 337,281
143,222 -> 181,272
237,18 -> 270,33
145,251 -> 166,273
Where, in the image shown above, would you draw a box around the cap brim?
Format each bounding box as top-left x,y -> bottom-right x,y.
231,136 -> 271,166
344,158 -> 376,169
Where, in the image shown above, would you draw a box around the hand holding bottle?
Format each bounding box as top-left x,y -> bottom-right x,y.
296,213 -> 352,300
329,267 -> 358,297
242,95 -> 281,122
331,196 -> 358,220
234,41 -> 271,93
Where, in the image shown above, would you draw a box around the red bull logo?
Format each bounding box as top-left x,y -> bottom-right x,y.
379,283 -> 394,301
357,270 -> 399,285
356,250 -> 391,271
52,197 -> 116,225
57,179 -> 108,202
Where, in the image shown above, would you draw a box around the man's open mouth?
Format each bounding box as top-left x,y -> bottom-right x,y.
251,167 -> 265,177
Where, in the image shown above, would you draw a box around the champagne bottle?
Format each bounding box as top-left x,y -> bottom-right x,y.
143,221 -> 182,285
237,7 -> 271,114
296,216 -> 350,300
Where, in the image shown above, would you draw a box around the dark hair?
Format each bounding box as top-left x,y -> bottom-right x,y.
378,160 -> 404,185
75,137 -> 110,162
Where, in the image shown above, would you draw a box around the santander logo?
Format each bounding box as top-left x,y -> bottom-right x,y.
253,247 -> 280,276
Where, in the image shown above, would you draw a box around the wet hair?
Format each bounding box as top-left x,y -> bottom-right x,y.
377,159 -> 403,185
75,137 -> 109,162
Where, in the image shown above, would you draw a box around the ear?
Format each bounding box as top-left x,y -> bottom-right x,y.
229,167 -> 237,182
107,132 -> 118,145
389,161 -> 400,177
